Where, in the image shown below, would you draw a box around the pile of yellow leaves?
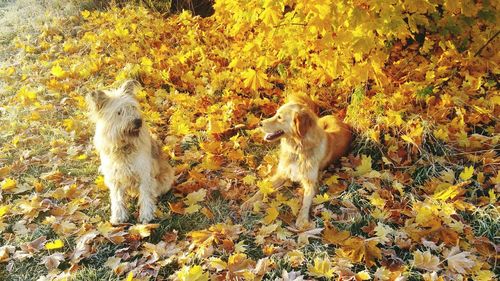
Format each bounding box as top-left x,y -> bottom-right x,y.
0,0 -> 498,280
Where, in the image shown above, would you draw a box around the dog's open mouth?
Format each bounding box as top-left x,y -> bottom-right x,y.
264,130 -> 284,141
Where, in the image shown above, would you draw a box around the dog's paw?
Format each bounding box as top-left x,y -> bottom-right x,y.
110,213 -> 128,225
295,215 -> 311,229
138,210 -> 154,224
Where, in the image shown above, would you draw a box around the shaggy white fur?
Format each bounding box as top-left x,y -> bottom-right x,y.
87,80 -> 173,224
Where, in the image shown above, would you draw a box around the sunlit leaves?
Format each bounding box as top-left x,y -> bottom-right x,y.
176,265 -> 209,281
354,155 -> 372,176
307,257 -> 334,278
81,10 -> 90,19
45,239 -> 64,250
0,0 -> 497,280
50,65 -> 66,78
1,178 -> 16,191
412,250 -> 440,271
459,166 -> 474,181
443,246 -> 474,274
129,224 -> 159,238
337,237 -> 382,267
184,189 -> 207,214
241,69 -> 271,92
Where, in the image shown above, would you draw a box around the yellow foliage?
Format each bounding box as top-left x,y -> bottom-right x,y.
45,239 -> 64,250
176,265 -> 209,281
307,257 -> 334,278
0,0 -> 497,279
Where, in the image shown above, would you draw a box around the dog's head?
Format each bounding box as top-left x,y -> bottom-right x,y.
86,80 -> 144,139
260,102 -> 316,142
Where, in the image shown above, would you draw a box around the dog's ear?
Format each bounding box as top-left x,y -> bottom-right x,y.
121,79 -> 140,96
86,90 -> 108,112
293,109 -> 314,138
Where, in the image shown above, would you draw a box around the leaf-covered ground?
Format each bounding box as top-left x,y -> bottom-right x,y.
0,0 -> 498,280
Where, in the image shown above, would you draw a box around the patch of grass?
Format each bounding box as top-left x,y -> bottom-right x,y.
411,164 -> 444,186
151,191 -> 235,243
421,134 -> 450,157
461,205 -> 499,241
71,266 -> 119,281
80,242 -> 123,268
238,233 -> 264,261
0,259 -> 47,281
262,258 -> 292,280
157,260 -> 179,279
350,137 -> 384,166
58,161 -> 98,178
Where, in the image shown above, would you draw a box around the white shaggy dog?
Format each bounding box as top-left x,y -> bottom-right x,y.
86,80 -> 174,224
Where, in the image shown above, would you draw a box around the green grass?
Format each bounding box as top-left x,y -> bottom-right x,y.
71,266 -> 119,281
461,205 -> 500,241
0,260 -> 47,281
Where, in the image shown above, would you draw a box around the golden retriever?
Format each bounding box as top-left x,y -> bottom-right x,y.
243,94 -> 352,227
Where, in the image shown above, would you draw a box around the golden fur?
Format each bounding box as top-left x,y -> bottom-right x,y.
243,94 -> 352,227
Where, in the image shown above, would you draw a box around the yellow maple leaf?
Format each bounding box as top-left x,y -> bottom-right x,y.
474,270 -> 495,281
125,271 -> 134,281
356,271 -> 371,280
432,182 -> 466,201
45,239 -> 64,250
17,87 -> 37,103
51,65 -> 66,78
285,198 -> 300,215
324,175 -> 339,185
459,166 -> 474,181
414,201 -> 441,228
354,155 -> 372,176
242,175 -> 256,185
260,6 -> 281,26
242,69 -> 271,91
184,189 -> 207,206
177,265 -> 209,281
129,224 -> 159,238
0,205 -> 9,217
313,193 -> 330,205
412,250 -> 440,271
81,10 -> 91,19
322,223 -> 350,245
307,257 -> 334,278
1,178 -> 16,191
185,204 -> 202,214
263,206 -> 279,224
209,258 -> 228,271
339,237 -> 382,267
369,191 -> 385,209
257,180 -> 275,196
489,189 -> 496,204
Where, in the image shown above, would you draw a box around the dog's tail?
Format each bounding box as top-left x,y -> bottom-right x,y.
285,93 -> 320,115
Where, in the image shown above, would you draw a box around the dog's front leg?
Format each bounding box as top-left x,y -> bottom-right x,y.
241,173 -> 286,211
107,179 -> 128,225
296,179 -> 316,227
138,174 -> 157,224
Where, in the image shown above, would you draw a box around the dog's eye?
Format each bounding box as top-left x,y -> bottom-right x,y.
117,110 -> 122,116
277,115 -> 282,120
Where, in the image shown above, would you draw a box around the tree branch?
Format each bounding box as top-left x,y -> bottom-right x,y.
474,30 -> 499,57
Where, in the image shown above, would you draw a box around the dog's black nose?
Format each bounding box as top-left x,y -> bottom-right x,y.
133,118 -> 142,128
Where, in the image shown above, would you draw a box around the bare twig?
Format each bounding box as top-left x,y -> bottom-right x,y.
474,30 -> 499,57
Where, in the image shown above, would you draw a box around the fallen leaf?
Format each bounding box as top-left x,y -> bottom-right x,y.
45,239 -> 64,250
